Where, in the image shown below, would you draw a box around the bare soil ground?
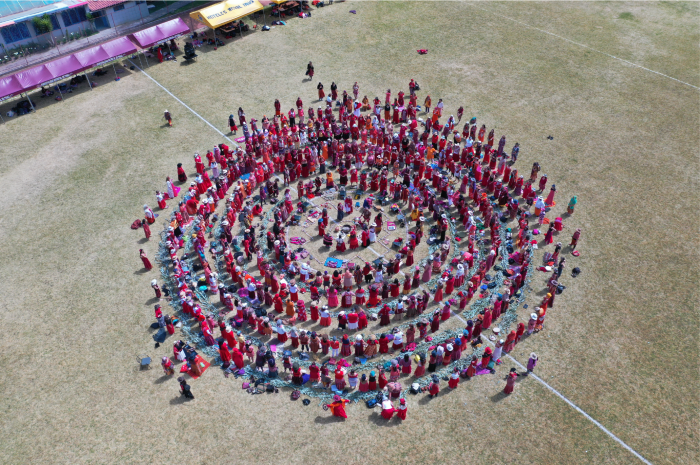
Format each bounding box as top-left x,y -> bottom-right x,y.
0,2 -> 697,464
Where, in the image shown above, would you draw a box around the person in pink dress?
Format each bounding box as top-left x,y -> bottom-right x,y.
327,287 -> 339,307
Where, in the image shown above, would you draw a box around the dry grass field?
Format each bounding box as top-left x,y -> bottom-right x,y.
0,2 -> 697,464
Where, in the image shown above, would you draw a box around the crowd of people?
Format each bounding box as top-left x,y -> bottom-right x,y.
138,80 -> 580,416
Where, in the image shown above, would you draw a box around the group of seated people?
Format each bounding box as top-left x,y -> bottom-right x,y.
222,20 -> 250,38
39,74 -> 90,99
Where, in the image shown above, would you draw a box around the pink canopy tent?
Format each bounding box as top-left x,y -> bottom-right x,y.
73,46 -> 111,70
44,55 -> 86,83
130,17 -> 191,49
72,37 -> 136,70
99,36 -> 138,64
0,75 -> 24,102
0,29 -> 138,117
14,65 -> 54,91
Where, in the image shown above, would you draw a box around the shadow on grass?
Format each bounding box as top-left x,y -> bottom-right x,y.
490,390 -> 509,402
134,268 -> 150,275
170,395 -> 193,405
138,237 -> 149,244
154,375 -> 171,384
313,414 -> 346,424
367,411 -> 401,427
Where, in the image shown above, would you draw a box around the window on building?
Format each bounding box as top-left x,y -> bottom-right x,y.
113,4 -> 125,11
61,6 -> 87,27
1,22 -> 32,44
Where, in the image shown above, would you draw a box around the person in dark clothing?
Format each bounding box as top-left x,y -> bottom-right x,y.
178,376 -> 194,399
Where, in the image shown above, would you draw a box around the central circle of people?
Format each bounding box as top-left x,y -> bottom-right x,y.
140,80 -> 582,419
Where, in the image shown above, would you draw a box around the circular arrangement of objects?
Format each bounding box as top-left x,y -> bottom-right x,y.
138,81 -> 582,418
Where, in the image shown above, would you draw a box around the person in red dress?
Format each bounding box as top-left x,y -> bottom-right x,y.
378,304 -> 391,326
448,367 -> 460,389
378,368 -> 388,390
381,397 -> 398,420
481,346 -> 493,370
427,375 -> 440,398
465,356 -> 478,378
139,249 -> 152,270
150,279 -> 161,299
177,163 -> 187,182
397,398 -> 408,420
430,310 -> 440,333
219,341 -> 232,369
355,287 -> 366,305
389,279 -> 400,298
358,309 -> 368,330
327,395 -> 349,419
504,368 -> 518,394
378,334 -> 389,354
403,275 -> 412,294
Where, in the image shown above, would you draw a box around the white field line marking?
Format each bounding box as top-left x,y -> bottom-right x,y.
366,245 -> 382,257
470,5 -> 699,91
450,311 -> 653,465
127,59 -> 237,144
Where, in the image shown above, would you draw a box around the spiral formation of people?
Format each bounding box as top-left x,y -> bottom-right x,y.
139,80 -> 581,420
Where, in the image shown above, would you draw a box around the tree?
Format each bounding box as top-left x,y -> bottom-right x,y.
32,14 -> 54,34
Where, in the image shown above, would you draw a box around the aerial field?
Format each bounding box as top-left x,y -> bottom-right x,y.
0,2 -> 697,464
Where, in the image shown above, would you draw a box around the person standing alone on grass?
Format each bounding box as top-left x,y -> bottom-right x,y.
306,62 -> 314,80
163,110 -> 172,127
524,353 -> 538,376
178,376 -> 194,399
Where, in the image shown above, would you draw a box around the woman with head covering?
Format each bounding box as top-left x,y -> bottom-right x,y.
276,320 -> 288,343
504,368 -> 519,394
525,353 -> 538,376
363,335 -> 377,358
219,341 -> 232,369
326,395 -> 349,419
481,346 -> 493,371
178,377 -> 194,399
427,375 -> 440,398
291,362 -> 303,385
427,350 -> 438,373
161,357 -> 174,376
448,367 -> 460,389
389,360 -> 400,382
442,344 -> 453,366
392,331 -> 404,351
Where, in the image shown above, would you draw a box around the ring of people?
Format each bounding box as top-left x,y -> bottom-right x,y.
140,82 -> 581,419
